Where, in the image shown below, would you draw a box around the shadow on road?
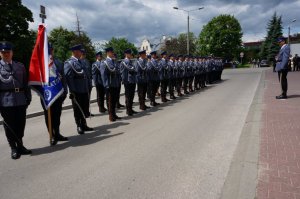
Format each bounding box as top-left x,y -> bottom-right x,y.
288,94 -> 300,99
31,122 -> 129,156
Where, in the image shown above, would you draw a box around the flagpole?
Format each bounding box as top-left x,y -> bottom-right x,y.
40,5 -> 53,144
47,108 -> 53,143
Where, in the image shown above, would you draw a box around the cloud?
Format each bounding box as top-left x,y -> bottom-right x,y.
23,0 -> 300,47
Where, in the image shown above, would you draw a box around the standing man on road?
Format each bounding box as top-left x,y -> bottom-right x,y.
101,47 -> 122,122
92,51 -> 107,113
147,51 -> 161,107
64,44 -> 94,134
135,50 -> 149,110
159,51 -> 169,103
41,44 -> 68,146
0,41 -> 32,159
275,37 -> 290,99
120,49 -> 138,116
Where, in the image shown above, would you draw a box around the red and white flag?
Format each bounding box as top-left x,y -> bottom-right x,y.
29,24 -> 49,85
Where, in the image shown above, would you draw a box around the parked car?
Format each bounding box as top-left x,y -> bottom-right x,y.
260,60 -> 269,67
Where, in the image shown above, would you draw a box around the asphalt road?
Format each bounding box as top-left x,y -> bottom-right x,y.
0,68 -> 264,199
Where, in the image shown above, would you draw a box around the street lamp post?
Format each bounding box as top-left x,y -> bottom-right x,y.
173,6 -> 204,55
288,19 -> 296,45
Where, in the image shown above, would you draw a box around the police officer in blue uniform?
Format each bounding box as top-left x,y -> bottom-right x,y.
100,47 -> 122,122
0,41 -> 32,159
168,54 -> 177,99
120,49 -> 138,116
80,49 -> 94,117
188,56 -> 195,93
158,51 -> 169,103
92,51 -> 107,113
176,55 -> 184,96
64,44 -> 93,134
135,50 -> 150,110
193,57 -> 200,90
182,55 -> 190,94
147,51 -> 161,106
41,44 -> 68,146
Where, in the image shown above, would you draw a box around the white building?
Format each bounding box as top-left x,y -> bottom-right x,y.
140,39 -> 152,55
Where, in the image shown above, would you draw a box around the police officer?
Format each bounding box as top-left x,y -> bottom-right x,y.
80,49 -> 94,117
135,50 -> 150,110
158,51 -> 169,103
114,53 -> 125,109
147,51 -> 161,106
194,57 -> 200,90
64,44 -> 93,134
41,44 -> 68,146
182,55 -> 189,94
101,47 -> 122,122
188,56 -> 195,92
168,54 -> 177,99
176,55 -> 184,96
120,49 -> 138,116
92,51 -> 107,113
0,41 -> 32,159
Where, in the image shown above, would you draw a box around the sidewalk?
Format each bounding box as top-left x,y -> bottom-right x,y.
257,69 -> 300,199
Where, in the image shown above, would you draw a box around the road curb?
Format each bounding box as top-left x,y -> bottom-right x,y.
220,69 -> 265,199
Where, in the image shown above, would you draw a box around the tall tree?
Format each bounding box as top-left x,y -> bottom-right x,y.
102,37 -> 138,59
48,27 -> 95,62
260,12 -> 283,61
48,26 -> 76,62
0,0 -> 34,66
160,33 -> 197,55
197,14 -> 243,60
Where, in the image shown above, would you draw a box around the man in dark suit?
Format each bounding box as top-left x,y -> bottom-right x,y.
275,37 -> 290,99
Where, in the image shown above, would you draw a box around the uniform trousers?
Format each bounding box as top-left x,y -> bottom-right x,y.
41,96 -> 65,138
149,81 -> 160,102
0,105 -> 27,149
160,79 -> 169,99
106,87 -> 118,117
96,85 -> 106,111
71,92 -> 89,128
124,83 -> 136,111
278,69 -> 288,96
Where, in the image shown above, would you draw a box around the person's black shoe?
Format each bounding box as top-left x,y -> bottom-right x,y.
276,95 -> 287,100
50,138 -> 58,146
11,149 -> 20,160
145,105 -> 151,109
132,109 -> 138,114
117,104 -> 125,108
18,146 -> 32,155
83,126 -> 94,131
114,115 -> 122,120
56,135 -> 69,141
77,126 -> 84,135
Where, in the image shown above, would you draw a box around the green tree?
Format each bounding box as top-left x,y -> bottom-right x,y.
160,33 -> 197,55
48,26 -> 76,62
48,27 -> 96,62
0,0 -> 34,66
260,12 -> 283,61
197,14 -> 243,60
72,32 -> 96,62
102,37 -> 138,59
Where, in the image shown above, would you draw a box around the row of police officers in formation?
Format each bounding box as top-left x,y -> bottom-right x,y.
0,41 -> 223,159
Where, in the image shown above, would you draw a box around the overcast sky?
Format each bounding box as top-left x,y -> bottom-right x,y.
23,0 -> 300,48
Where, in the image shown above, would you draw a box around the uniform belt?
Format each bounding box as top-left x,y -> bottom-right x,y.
0,88 -> 24,93
277,60 -> 282,63
74,76 -> 87,79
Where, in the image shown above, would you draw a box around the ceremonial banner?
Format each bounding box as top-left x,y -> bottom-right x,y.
29,24 -> 64,109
